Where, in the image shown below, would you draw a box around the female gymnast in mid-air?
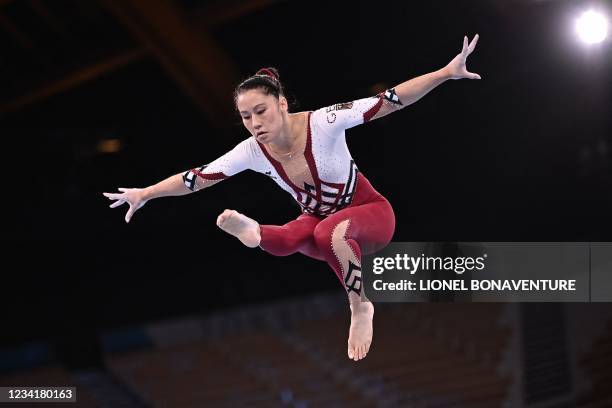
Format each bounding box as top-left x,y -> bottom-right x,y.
104,35 -> 481,361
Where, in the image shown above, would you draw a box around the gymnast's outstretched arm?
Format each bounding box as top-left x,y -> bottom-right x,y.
103,138 -> 255,223
394,34 -> 481,106
316,35 -> 481,132
102,171 -> 223,223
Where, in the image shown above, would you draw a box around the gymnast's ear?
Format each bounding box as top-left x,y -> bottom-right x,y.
279,95 -> 288,112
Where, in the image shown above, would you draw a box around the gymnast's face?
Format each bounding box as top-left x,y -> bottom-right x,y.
236,89 -> 288,144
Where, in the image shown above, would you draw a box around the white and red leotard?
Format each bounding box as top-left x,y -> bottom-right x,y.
184,91 -> 402,294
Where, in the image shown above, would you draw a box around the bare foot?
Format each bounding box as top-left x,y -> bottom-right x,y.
216,209 -> 261,248
347,297 -> 374,362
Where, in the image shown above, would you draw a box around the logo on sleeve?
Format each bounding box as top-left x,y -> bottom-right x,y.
325,102 -> 353,123
326,102 -> 354,113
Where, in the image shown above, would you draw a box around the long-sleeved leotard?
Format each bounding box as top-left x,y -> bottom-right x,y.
183,90 -> 403,295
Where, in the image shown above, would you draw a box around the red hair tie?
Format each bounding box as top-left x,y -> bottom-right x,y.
256,68 -> 278,80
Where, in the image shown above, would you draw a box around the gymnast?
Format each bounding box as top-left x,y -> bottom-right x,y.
103,35 -> 481,361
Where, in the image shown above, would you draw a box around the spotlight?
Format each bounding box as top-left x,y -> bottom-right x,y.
576,10 -> 608,44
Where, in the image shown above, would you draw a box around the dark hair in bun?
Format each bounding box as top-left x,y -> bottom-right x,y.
234,67 -> 284,104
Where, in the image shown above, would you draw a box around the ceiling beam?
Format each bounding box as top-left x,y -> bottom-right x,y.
0,48 -> 148,115
1,0 -> 277,118
100,0 -> 242,127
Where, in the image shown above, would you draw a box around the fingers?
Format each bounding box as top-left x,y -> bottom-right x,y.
468,33 -> 479,55
103,188 -> 128,196
125,205 -> 136,223
110,200 -> 126,208
103,192 -> 127,208
461,35 -> 468,55
103,190 -> 128,200
458,34 -> 481,80
103,189 -> 138,222
461,34 -> 479,57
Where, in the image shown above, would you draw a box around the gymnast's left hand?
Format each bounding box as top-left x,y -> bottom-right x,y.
445,34 -> 481,80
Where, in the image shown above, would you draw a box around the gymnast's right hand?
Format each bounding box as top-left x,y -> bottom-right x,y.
102,188 -> 148,223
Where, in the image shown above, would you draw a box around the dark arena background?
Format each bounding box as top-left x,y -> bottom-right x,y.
1,0 -> 612,407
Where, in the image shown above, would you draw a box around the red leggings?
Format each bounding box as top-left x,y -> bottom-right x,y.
259,174 -> 395,295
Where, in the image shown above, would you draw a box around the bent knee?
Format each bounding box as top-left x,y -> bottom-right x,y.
313,219 -> 351,253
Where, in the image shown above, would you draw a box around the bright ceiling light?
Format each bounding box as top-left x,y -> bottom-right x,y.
576,10 -> 608,44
